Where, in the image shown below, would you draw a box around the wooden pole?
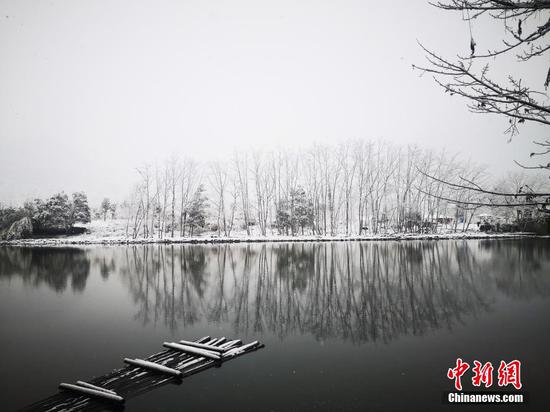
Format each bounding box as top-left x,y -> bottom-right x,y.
58,383 -> 124,403
123,358 -> 182,377
162,342 -> 221,360
178,339 -> 245,371
75,381 -> 117,395
178,339 -> 230,353
224,341 -> 260,358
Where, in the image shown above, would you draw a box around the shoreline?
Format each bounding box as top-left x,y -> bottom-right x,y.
0,232 -> 546,247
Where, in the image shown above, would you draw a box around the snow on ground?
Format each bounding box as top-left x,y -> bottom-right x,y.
0,219 -> 543,246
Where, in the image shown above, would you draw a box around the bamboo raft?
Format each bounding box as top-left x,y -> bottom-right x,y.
19,336 -> 264,412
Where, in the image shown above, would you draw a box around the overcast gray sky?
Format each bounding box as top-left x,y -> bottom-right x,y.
1,0 -> 548,206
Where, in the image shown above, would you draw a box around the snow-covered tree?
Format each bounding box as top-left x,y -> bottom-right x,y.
32,192 -> 72,230
71,192 -> 91,224
109,202 -> 117,219
275,199 -> 291,235
291,187 -> 314,235
100,198 -> 111,221
186,185 -> 208,236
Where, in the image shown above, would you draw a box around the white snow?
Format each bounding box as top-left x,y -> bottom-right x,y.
1,219 -> 542,246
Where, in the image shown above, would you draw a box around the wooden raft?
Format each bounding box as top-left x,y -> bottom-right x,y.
19,336 -> 263,412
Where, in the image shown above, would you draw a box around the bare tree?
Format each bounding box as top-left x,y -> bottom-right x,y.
169,156 -> 182,238
179,160 -> 198,237
416,167 -> 550,211
414,1 -> 550,166
136,164 -> 153,238
209,160 -> 229,236
234,152 -> 252,235
252,152 -> 275,236
340,142 -> 358,235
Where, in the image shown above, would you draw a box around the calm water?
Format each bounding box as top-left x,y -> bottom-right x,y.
1,239 -> 549,411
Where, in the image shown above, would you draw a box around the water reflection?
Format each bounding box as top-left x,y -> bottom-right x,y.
1,240 -> 549,343
0,247 -> 90,292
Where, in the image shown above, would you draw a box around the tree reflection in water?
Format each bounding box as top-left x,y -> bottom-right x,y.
115,240 -> 550,342
0,247 -> 90,292
1,240 -> 549,343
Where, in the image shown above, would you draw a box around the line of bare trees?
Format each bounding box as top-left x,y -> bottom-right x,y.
121,140 -> 548,239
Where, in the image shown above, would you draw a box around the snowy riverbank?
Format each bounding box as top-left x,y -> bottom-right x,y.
0,219 -> 544,246
0,231 -> 543,246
